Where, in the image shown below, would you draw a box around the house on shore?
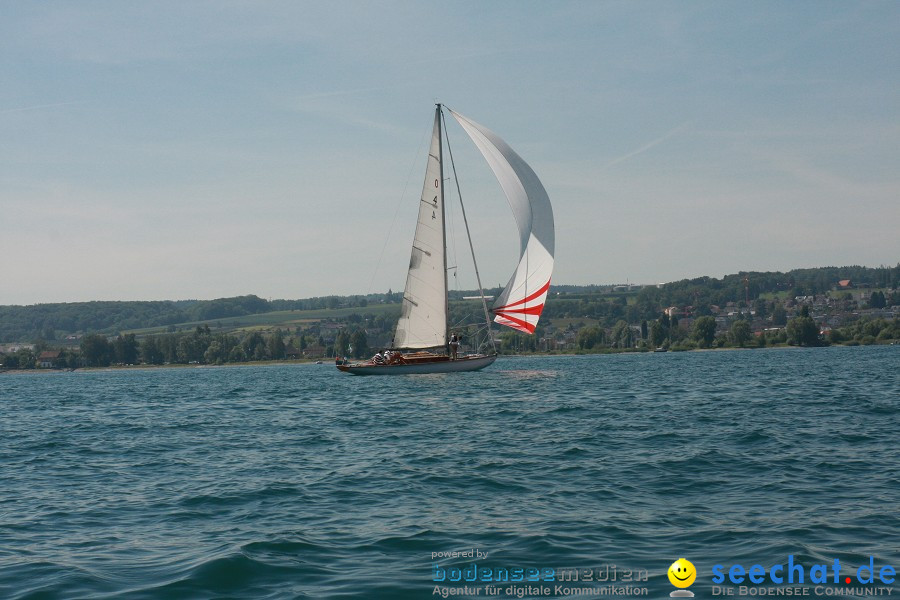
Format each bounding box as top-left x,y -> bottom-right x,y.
38,350 -> 62,368
303,344 -> 327,359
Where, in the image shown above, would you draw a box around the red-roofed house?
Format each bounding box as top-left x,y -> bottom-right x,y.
38,350 -> 62,368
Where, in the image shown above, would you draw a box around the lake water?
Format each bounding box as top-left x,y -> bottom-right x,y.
1,346 -> 898,599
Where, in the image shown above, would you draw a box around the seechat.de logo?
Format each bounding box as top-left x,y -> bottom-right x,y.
711,556 -> 896,586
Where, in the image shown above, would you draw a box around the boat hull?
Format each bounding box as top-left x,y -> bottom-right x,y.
336,354 -> 496,375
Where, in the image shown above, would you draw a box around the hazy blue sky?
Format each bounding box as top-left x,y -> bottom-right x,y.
2,1 -> 898,305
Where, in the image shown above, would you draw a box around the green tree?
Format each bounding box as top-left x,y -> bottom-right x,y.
159,334 -> 179,363
786,316 -> 819,346
228,345 -> 248,362
349,330 -> 369,359
499,331 -> 514,352
575,326 -> 605,350
856,318 -> 888,340
81,334 -> 111,367
112,334 -> 139,364
659,312 -> 670,329
141,336 -> 165,365
876,319 -> 900,341
267,331 -> 286,359
729,320 -> 752,348
334,330 -> 350,357
772,304 -> 787,326
754,299 -> 768,318
649,320 -> 667,347
610,320 -> 632,348
4,348 -> 37,369
242,331 -> 267,361
205,340 -> 227,364
177,333 -> 208,363
60,349 -> 79,369
18,348 -> 37,369
692,316 -> 717,348
767,328 -> 787,345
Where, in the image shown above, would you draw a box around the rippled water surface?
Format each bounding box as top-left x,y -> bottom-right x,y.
1,346 -> 898,599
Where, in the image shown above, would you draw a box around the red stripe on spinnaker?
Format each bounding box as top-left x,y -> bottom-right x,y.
495,303 -> 544,316
494,311 -> 536,334
493,279 -> 551,311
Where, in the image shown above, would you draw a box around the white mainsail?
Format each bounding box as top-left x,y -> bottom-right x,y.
448,109 -> 555,334
393,108 -> 448,349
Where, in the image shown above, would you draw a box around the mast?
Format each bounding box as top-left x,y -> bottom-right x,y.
437,104 -> 450,350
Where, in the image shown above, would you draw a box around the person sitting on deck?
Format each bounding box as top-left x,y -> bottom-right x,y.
372,352 -> 385,365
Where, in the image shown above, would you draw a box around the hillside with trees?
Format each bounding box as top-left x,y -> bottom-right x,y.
0,293 -> 387,343
1,264 -> 897,369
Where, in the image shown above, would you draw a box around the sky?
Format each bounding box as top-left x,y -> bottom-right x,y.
1,1 -> 898,305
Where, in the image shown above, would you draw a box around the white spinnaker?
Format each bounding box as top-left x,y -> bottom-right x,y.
448,109 -> 555,334
393,109 -> 448,349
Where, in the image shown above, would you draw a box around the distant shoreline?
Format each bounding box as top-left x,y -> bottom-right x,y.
1,359 -> 325,375
4,343 -> 896,375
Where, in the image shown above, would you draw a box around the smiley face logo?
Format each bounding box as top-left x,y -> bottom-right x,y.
668,558 -> 696,588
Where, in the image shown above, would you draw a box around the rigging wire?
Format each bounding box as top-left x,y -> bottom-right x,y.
443,170 -> 461,292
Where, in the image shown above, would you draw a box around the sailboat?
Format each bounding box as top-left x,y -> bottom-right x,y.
336,104 -> 554,375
